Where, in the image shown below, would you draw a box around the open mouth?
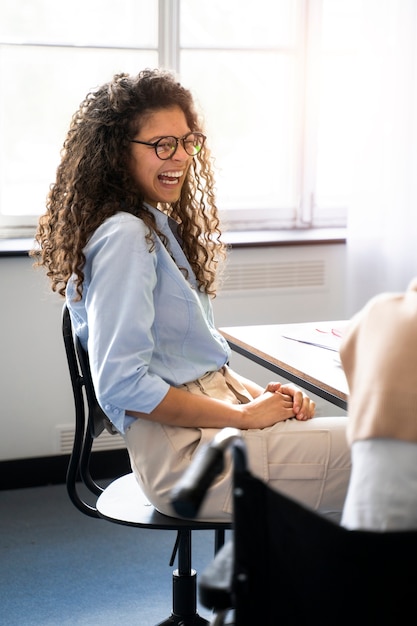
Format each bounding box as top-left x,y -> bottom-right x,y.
158,170 -> 184,185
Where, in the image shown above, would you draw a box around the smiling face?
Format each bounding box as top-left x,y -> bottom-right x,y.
129,106 -> 194,207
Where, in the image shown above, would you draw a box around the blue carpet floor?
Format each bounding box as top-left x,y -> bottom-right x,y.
0,483 -> 227,625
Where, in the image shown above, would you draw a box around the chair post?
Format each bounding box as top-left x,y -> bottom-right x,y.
156,529 -> 210,626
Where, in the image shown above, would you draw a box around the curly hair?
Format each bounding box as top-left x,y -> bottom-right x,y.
31,68 -> 226,299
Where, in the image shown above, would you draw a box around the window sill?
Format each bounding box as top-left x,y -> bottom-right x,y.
223,228 -> 346,248
0,238 -> 35,257
0,229 -> 346,258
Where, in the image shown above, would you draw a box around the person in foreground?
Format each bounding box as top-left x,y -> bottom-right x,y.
340,277 -> 417,530
32,68 -> 350,522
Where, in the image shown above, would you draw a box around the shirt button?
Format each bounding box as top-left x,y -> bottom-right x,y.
104,404 -> 111,411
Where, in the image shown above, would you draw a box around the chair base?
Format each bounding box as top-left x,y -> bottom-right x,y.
155,569 -> 210,626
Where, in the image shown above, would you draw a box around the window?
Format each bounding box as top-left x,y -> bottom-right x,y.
0,0 -> 358,237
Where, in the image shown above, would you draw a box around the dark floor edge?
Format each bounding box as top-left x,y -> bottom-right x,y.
0,448 -> 131,490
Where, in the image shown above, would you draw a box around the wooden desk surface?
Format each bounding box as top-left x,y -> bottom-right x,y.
220,322 -> 348,410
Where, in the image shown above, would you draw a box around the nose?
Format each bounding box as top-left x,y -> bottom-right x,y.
172,139 -> 190,161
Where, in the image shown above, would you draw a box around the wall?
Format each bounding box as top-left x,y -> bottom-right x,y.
0,242 -> 347,462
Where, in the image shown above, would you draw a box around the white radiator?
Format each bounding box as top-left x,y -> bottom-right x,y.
56,424 -> 125,455
214,244 -> 346,327
221,259 -> 325,292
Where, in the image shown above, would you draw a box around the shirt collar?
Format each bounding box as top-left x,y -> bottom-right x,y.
143,204 -> 198,288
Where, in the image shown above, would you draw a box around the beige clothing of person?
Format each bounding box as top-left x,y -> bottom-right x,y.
339,278 -> 417,530
125,366 -> 350,523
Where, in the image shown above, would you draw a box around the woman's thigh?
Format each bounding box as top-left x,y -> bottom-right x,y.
125,413 -> 350,522
242,416 -> 350,521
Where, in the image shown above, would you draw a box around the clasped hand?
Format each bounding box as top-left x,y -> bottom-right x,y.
241,382 -> 315,429
265,381 -> 315,421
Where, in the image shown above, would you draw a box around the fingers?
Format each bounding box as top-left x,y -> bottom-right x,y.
262,382 -> 316,420
264,382 -> 282,393
295,397 -> 316,420
279,384 -> 316,420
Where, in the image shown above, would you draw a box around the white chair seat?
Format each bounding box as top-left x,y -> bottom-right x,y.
97,473 -> 156,524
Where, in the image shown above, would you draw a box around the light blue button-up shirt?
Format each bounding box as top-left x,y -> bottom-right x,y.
66,205 -> 231,434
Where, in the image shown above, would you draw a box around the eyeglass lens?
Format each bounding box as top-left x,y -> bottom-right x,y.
156,133 -> 205,159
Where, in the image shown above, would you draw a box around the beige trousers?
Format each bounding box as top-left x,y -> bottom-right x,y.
125,366 -> 351,522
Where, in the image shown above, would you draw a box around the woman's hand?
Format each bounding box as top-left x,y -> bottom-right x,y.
238,381 -> 316,428
264,381 -> 315,421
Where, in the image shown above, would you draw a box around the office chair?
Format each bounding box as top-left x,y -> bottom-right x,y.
62,304 -> 231,626
171,428 -> 417,626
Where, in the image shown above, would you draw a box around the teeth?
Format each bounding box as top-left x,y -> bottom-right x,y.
160,171 -> 184,178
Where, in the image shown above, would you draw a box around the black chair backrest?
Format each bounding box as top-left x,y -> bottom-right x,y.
62,304 -> 118,516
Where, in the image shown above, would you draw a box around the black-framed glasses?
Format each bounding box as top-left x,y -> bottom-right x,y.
130,132 -> 206,160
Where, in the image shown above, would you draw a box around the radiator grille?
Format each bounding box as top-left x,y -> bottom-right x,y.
57,425 -> 125,455
221,259 -> 326,292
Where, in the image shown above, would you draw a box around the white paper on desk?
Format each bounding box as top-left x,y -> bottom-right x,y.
282,325 -> 346,353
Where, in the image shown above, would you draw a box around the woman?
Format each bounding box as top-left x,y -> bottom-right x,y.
32,68 -> 350,522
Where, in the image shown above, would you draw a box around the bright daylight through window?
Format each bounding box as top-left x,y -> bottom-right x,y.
0,0 -> 358,238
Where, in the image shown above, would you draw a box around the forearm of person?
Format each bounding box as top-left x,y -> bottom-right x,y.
126,385 -> 243,428
126,383 -> 304,430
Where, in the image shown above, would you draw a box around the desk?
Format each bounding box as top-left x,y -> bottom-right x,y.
220,322 -> 348,411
